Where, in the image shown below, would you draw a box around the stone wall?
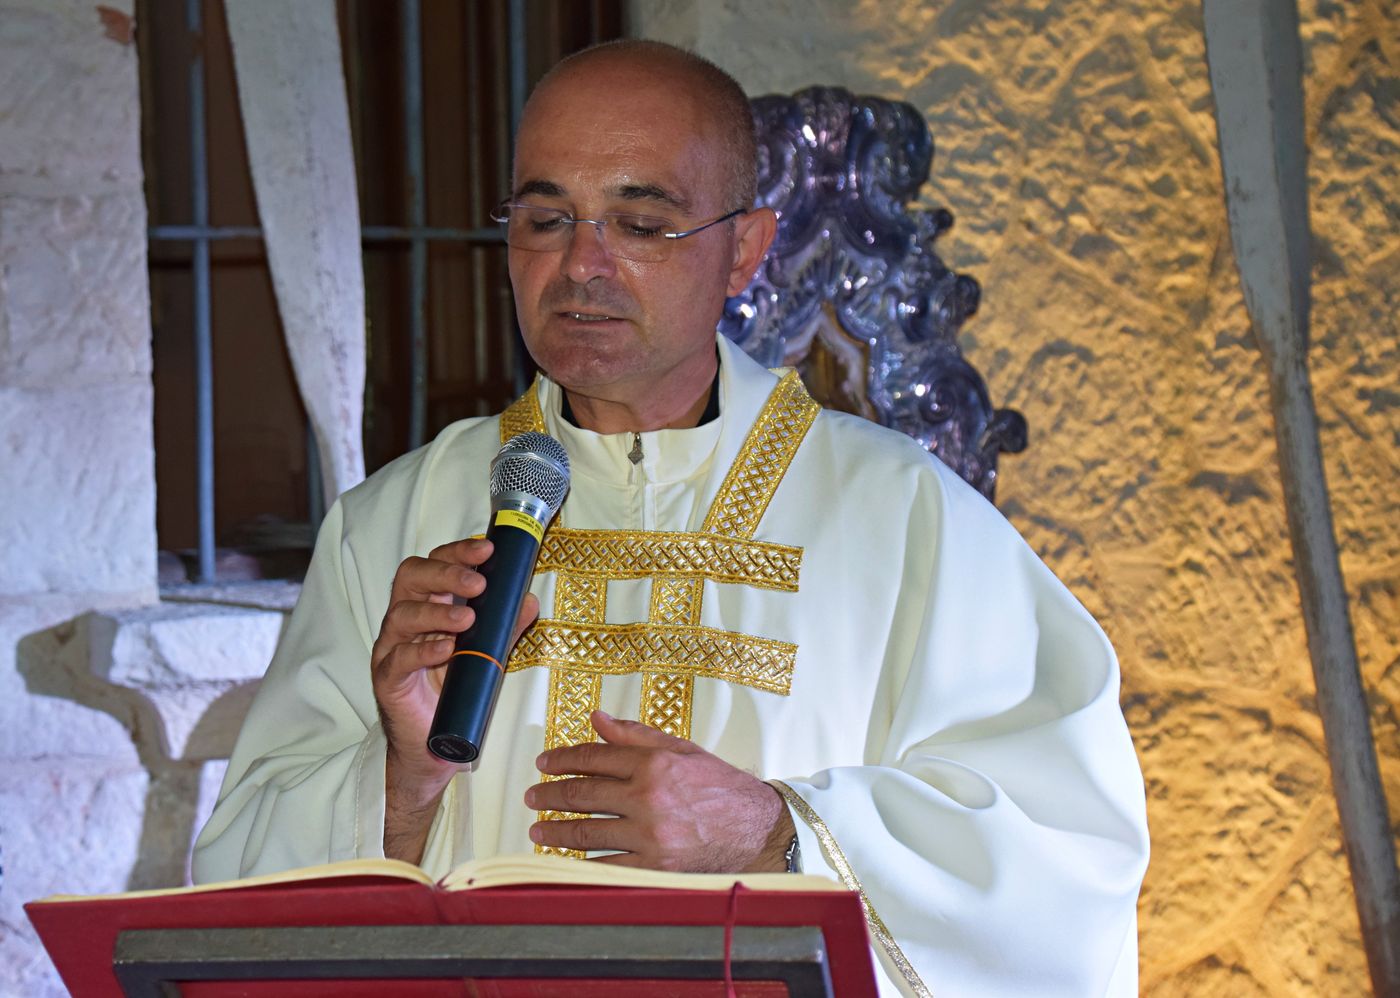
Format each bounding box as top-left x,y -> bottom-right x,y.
0,1 -> 154,992
632,0 -> 1399,994
0,2 -> 175,993
0,1 -> 1393,994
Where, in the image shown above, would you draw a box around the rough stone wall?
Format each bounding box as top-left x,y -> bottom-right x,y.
0,1 -> 155,993
632,0 -> 1399,994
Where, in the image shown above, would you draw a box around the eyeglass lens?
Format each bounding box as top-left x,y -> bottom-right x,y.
501,206 -> 676,263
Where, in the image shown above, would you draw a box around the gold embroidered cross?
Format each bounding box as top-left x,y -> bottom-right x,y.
497,370 -> 820,854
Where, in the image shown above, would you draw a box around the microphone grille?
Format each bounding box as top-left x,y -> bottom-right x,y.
489,432 -> 571,515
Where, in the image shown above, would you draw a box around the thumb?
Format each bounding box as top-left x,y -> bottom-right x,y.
509,593 -> 540,648
590,710 -> 696,751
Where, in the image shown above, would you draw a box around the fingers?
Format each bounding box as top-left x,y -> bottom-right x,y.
528,816 -> 641,856
591,710 -> 698,752
426,536 -> 494,567
372,596 -> 473,673
525,775 -> 628,816
377,635 -> 455,677
535,738 -> 647,779
392,554 -> 488,604
374,541 -> 494,672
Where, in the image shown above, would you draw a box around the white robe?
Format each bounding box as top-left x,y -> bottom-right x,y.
194,335 -> 1149,997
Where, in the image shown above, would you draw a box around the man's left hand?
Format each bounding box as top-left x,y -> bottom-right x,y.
525,711 -> 795,873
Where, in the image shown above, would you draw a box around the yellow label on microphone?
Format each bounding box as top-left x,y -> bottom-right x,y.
495,508 -> 545,543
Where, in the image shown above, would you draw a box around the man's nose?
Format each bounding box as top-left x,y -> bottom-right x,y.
561,219 -> 617,283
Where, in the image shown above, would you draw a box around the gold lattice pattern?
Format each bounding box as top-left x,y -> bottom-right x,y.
702,371 -> 821,538
538,529 -> 802,591
537,661 -> 604,859
537,570 -> 608,857
509,620 -> 796,695
499,382 -> 546,444
640,672 -> 695,738
553,575 -> 606,623
649,576 -> 702,626
496,374 -> 816,853
543,666 -> 603,753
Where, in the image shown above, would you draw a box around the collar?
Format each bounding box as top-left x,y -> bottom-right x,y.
533,335 -> 781,488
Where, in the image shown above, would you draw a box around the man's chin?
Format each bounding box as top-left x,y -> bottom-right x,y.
529,343 -> 638,395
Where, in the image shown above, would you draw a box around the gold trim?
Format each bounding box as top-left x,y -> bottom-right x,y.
635,370 -> 819,729
640,577 -> 703,738
701,370 -> 820,538
500,378 -> 597,857
648,575 -> 703,627
538,529 -> 802,592
510,620 -> 796,695
552,573 -> 606,624
769,780 -> 932,998
639,672 -> 695,738
500,374 -> 823,862
499,381 -> 546,444
536,575 -> 606,859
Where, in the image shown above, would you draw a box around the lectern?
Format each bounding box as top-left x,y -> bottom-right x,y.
27,871 -> 878,996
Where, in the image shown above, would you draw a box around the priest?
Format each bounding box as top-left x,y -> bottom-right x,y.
194,39 -> 1149,997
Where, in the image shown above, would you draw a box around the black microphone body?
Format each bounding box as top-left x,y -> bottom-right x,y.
427,433 -> 569,764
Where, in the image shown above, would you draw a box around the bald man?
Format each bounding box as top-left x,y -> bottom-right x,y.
196,41 -> 1149,997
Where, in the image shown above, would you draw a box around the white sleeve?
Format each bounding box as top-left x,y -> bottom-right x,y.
190,492 -> 467,882
775,466 -> 1149,998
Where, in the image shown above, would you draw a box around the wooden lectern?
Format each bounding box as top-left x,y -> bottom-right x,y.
26,864 -> 879,996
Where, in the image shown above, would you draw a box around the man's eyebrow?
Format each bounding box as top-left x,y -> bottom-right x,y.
612,183 -> 692,214
514,179 -> 566,200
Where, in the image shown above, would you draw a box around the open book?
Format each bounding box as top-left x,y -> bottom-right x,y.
34,850 -> 846,904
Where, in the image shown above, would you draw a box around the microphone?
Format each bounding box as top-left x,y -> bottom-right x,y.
427,431 -> 570,764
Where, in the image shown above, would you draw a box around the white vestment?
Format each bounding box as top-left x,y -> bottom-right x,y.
194,335 -> 1149,997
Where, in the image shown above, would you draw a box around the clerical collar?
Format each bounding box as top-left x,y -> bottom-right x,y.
558,369 -> 721,429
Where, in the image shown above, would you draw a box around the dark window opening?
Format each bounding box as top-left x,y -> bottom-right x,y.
138,0 -> 622,585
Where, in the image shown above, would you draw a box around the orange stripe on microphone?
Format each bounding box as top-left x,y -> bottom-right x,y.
450,649 -> 505,672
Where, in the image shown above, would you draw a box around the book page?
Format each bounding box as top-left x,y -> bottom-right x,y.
31,856 -> 434,904
440,852 -> 846,894
31,854 -> 846,905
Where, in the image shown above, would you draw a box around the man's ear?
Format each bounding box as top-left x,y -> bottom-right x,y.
726,207 -> 777,296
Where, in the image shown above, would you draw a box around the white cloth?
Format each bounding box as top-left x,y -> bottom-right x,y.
194,335 -> 1149,997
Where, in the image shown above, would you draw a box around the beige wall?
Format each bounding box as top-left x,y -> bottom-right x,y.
631,0 -> 1399,993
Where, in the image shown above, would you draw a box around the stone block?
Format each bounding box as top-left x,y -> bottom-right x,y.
0,192 -> 151,386
0,759 -> 147,998
0,596 -> 142,762
85,599 -> 284,759
0,0 -> 140,197
8,597 -> 283,763
0,382 -> 156,598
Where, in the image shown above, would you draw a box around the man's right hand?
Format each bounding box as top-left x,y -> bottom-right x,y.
371,537 -> 539,862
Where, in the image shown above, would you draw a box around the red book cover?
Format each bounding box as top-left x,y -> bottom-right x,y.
26,858 -> 877,997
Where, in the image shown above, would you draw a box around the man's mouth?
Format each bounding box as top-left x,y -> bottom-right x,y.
562,311 -> 620,322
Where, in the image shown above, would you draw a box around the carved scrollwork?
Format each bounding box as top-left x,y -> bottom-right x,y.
720,87 -> 1026,501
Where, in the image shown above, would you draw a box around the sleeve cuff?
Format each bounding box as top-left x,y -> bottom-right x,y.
343,721 -> 389,861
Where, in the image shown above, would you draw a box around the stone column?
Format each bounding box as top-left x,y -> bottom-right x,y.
0,2 -> 156,994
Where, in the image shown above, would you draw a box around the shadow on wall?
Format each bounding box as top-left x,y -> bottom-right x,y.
17,615 -> 262,890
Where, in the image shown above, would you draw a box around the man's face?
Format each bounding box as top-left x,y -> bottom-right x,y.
507,59 -> 766,414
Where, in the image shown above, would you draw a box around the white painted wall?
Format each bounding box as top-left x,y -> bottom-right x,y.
1,3 -> 186,993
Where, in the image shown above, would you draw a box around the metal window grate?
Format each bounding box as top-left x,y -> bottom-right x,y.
141,0 -> 619,584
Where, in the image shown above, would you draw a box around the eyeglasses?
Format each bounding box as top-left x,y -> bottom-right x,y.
490,202 -> 747,263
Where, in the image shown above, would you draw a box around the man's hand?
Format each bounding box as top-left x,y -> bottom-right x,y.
525,711 -> 795,872
371,537 -> 538,862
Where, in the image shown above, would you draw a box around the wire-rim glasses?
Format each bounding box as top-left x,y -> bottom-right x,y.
491,202 -> 747,263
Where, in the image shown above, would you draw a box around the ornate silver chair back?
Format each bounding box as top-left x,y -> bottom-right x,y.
720,87 -> 1027,501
